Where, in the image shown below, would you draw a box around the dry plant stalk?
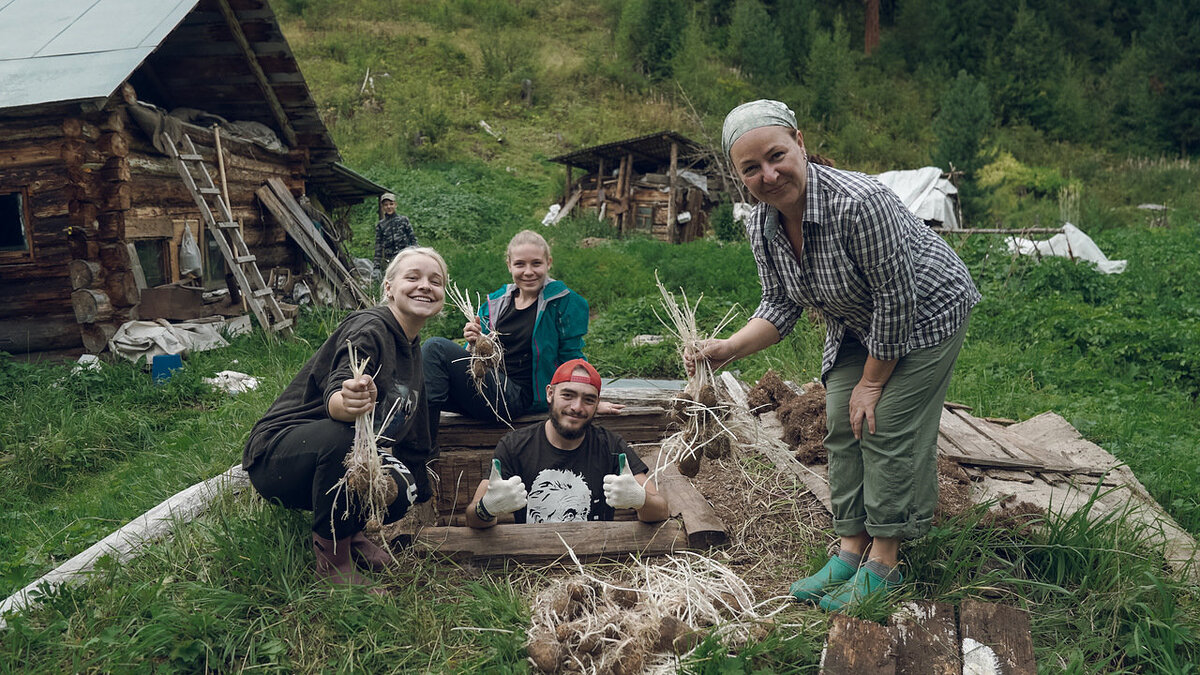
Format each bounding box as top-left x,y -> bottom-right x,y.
446,282 -> 513,423
653,273 -> 740,478
327,341 -> 401,540
525,544 -> 788,675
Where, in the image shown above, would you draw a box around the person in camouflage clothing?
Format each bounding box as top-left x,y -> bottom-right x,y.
374,192 -> 418,279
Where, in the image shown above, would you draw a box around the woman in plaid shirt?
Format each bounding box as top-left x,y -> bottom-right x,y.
691,100 -> 980,611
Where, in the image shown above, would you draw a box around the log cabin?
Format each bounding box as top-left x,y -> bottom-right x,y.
549,131 -> 723,243
0,0 -> 384,358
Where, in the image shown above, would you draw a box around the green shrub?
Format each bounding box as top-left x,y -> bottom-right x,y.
710,201 -> 741,242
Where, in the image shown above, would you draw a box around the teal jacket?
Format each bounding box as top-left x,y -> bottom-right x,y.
479,278 -> 588,412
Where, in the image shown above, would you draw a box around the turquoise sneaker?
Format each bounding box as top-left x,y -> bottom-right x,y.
818,566 -> 902,612
789,555 -> 857,603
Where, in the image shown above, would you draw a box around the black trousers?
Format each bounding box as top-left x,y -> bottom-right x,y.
421,336 -> 534,447
247,418 -> 412,540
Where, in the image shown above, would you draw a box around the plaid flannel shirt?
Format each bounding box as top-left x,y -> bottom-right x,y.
374,213 -> 418,273
748,163 -> 980,381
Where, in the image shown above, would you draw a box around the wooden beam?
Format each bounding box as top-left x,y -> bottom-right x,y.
411,520 -> 688,566
667,140 -> 678,243
214,0 -> 298,147
645,447 -> 727,549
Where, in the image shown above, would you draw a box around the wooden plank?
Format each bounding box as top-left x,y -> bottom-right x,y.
644,447 -> 727,549
939,408 -> 1018,461
0,464 -> 249,631
437,405 -> 669,449
958,600 -> 1036,675
755,410 -> 832,513
952,408 -> 1079,471
821,614 -> 895,674
889,601 -> 960,675
412,520 -> 687,565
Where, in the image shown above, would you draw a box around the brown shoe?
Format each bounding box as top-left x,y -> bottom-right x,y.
350,531 -> 395,572
312,533 -> 384,595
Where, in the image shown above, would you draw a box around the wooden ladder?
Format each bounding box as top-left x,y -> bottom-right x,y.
162,132 -> 292,338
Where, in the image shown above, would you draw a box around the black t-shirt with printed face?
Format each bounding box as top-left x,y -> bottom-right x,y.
493,422 -> 649,523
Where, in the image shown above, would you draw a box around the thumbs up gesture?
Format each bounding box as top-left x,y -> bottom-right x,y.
603,453 -> 646,510
480,459 -> 527,517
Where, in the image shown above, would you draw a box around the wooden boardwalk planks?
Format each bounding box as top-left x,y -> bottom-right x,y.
821,600 -> 1035,674
890,601 -> 960,675
960,599 -> 1037,675
822,614 -> 896,674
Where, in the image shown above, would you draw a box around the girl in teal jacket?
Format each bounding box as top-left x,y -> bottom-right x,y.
422,230 -> 613,449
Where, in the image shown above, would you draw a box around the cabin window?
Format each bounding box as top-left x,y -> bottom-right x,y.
634,205 -> 654,233
133,239 -> 170,287
0,190 -> 30,256
202,229 -> 226,290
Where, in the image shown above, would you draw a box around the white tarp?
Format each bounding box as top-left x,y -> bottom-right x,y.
1005,223 -> 1127,274
873,166 -> 960,229
108,317 -> 248,364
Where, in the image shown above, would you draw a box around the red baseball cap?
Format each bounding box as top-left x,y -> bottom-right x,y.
550,358 -> 602,393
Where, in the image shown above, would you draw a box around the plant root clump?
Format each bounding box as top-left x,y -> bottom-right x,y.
526,554 -> 778,674
328,341 -> 403,534
746,369 -> 794,414
776,382 -> 826,465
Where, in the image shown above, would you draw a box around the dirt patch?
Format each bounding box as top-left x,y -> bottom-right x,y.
935,456 -> 974,523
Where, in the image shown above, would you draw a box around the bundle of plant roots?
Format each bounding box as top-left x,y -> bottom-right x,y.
446,282 -> 505,383
328,341 -> 404,537
653,274 -> 739,478
525,551 -> 783,674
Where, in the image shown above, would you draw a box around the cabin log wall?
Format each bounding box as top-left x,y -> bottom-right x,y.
1,98 -> 307,356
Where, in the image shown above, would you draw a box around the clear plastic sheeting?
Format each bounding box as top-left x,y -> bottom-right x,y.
1005,223 -> 1127,274
873,166 -> 960,228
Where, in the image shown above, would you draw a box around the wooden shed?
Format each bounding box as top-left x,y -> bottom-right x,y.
549,131 -> 721,243
0,0 -> 383,358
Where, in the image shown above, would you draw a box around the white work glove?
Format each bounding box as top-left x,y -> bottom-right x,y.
480,459 -> 527,517
603,453 -> 646,510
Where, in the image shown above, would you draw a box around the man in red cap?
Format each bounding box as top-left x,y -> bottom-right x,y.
466,359 -> 669,528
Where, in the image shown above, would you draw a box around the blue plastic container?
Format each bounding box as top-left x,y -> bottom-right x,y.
151,353 -> 184,384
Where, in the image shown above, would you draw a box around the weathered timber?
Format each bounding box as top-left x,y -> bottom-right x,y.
644,447 -> 728,549
68,259 -> 103,289
0,316 -> 84,353
889,601 -> 960,675
821,614 -> 896,674
958,600 -> 1036,675
412,519 -> 687,566
1,141 -> 69,169
436,405 -> 670,450
80,322 -> 117,353
71,288 -> 113,323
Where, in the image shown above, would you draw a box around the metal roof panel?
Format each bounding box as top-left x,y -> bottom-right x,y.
0,48 -> 152,109
0,0 -> 97,59
40,0 -> 195,56
0,0 -> 197,108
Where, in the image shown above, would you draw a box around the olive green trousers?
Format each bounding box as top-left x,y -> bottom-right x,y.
824,319 -> 969,540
